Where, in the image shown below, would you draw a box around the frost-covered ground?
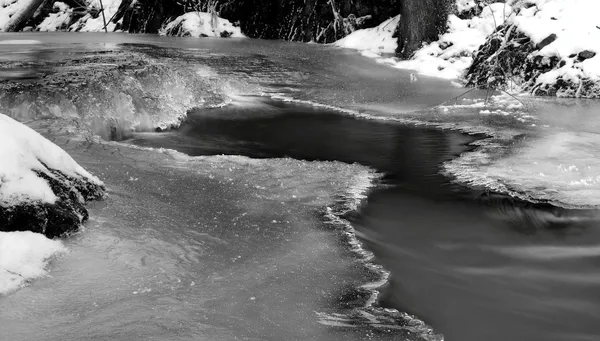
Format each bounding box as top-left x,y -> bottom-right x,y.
0,114 -> 103,294
337,0 -> 600,93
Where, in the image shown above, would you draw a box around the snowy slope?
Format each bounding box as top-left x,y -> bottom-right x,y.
334,2 -> 511,80
335,0 -> 600,93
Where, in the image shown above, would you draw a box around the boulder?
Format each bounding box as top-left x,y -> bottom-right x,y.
0,114 -> 105,238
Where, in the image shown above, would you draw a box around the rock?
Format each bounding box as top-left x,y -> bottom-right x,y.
536,33 -> 557,50
0,114 -> 105,238
578,50 -> 596,61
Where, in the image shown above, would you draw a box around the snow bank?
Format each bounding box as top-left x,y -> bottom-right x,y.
334,2 -> 511,80
0,231 -> 66,295
160,12 -> 244,38
334,15 -> 399,55
391,3 -> 512,79
0,114 -> 102,206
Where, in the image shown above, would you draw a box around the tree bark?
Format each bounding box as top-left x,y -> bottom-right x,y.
396,0 -> 453,59
4,0 -> 46,31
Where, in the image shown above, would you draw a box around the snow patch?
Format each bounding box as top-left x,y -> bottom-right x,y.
0,231 -> 66,295
334,15 -> 400,54
72,0 -> 121,32
160,12 -> 244,38
38,2 -> 72,32
0,114 -> 103,206
510,0 -> 600,91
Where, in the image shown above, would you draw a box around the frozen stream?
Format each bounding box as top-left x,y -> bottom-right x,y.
1,33 -> 600,341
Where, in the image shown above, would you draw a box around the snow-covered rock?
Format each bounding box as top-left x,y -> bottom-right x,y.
160,12 -> 244,38
0,113 -> 105,238
467,0 -> 600,97
334,15 -> 400,55
0,231 -> 66,294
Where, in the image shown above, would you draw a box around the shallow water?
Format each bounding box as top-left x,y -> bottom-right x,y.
1,33 -> 600,341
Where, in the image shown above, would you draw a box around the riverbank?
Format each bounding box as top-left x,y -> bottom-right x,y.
336,0 -> 600,98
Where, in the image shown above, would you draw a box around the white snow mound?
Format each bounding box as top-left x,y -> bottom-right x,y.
160,12 -> 244,38
334,15 -> 400,55
0,231 -> 66,294
0,114 -> 103,206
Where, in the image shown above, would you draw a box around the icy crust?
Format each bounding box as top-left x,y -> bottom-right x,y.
0,231 -> 66,295
445,130 -> 600,209
160,12 -> 244,38
0,114 -> 105,237
466,0 -> 600,98
334,15 -> 400,55
0,47 -> 230,140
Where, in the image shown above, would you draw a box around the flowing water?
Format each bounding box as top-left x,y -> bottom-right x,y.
1,33 -> 600,341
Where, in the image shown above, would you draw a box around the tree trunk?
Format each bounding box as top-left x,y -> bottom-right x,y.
4,0 -> 46,31
396,0 -> 453,59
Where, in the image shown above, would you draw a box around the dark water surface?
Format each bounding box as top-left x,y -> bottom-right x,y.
128,97 -> 600,341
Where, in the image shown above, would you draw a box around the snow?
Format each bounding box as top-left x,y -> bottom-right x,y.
160,12 -> 244,38
73,0 -> 121,32
0,231 -> 66,294
334,2 -> 512,80
0,113 -> 103,206
510,0 -> 600,89
335,0 -> 600,87
38,2 -> 71,32
0,0 -> 29,31
334,15 -> 400,54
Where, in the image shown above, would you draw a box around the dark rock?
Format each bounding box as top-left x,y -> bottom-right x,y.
536,33 -> 557,50
578,50 -> 596,61
0,165 -> 105,238
559,60 -> 566,68
439,41 -> 454,50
